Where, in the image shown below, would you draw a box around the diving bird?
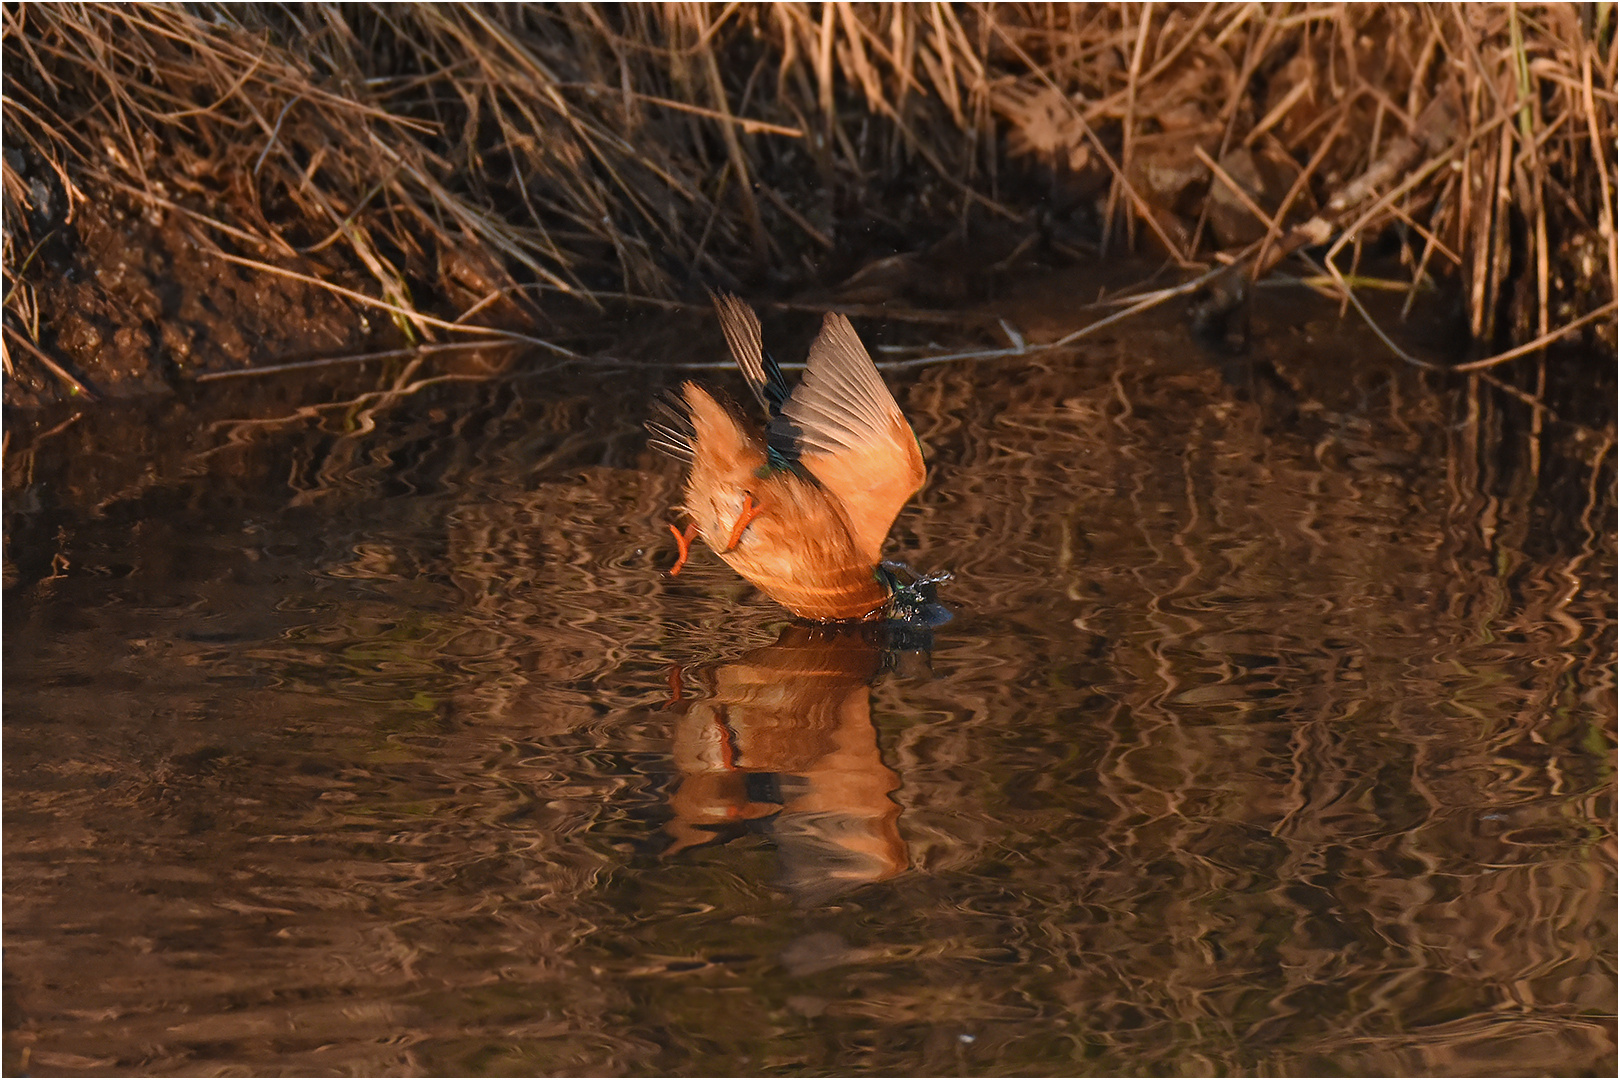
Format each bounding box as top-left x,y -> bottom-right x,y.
647,293 -> 927,621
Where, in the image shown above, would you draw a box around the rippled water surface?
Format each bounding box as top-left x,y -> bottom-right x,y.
5,288 -> 1615,1076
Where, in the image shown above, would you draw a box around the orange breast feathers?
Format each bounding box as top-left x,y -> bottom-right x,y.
646,294 -> 926,621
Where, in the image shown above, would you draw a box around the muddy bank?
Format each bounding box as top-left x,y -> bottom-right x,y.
8,189 -> 380,403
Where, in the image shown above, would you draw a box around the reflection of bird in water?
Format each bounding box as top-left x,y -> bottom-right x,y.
648,293 -> 938,622
664,623 -> 907,903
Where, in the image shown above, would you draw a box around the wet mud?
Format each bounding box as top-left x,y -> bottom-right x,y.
8,187 -> 380,406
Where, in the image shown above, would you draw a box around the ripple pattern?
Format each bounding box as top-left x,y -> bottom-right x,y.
4,307 -> 1612,1076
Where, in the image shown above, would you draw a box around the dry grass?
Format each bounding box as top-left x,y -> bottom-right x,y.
2,3 -> 1614,396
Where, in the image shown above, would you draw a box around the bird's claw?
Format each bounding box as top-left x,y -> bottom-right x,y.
723,493 -> 764,552
667,522 -> 698,575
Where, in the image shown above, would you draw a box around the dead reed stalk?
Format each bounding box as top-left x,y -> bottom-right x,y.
2,3 -> 1613,399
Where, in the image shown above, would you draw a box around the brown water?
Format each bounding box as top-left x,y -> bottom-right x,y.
4,287 -> 1615,1076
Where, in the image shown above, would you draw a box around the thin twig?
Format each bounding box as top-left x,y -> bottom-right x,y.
191,341 -> 512,382
1299,252 -> 1440,371
556,85 -> 804,137
1451,302 -> 1618,372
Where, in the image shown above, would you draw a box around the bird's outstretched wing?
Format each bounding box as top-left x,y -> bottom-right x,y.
713,292 -> 799,471
781,312 -> 925,564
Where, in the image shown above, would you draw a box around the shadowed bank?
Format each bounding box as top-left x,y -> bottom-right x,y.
2,3 -> 1613,406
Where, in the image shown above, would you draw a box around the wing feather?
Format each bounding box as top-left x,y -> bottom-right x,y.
645,390 -> 695,463
781,312 -> 925,563
712,291 -> 766,408
712,291 -> 798,468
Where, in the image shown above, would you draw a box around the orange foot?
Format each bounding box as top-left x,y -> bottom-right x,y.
723,494 -> 764,552
713,711 -> 738,772
664,663 -> 686,708
667,522 -> 698,576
